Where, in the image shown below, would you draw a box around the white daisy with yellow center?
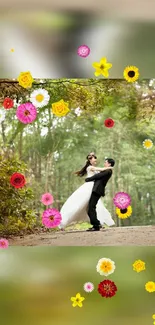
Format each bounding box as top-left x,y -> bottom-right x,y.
143,139 -> 153,149
96,257 -> 116,276
30,88 -> 50,108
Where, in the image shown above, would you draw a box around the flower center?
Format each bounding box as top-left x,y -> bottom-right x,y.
76,298 -> 80,302
36,94 -> 44,102
49,215 -> 54,221
100,64 -> 104,70
15,178 -> 21,183
128,70 -> 135,78
145,141 -> 151,147
57,105 -> 64,112
100,261 -> 112,272
104,284 -> 111,292
120,208 -> 127,214
23,76 -> 28,82
24,110 -> 30,116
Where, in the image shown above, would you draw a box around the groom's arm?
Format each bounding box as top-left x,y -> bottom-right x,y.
85,170 -> 112,182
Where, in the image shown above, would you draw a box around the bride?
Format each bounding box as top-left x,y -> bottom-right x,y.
59,153 -> 115,230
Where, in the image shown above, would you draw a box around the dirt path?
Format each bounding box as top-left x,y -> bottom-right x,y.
9,226 -> 155,246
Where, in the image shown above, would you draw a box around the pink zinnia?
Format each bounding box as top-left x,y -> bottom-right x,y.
42,208 -> 62,228
0,238 -> 9,249
113,192 -> 131,209
16,102 -> 37,124
83,282 -> 94,293
41,193 -> 54,206
77,45 -> 90,58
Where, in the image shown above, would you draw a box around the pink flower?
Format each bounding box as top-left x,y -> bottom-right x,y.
41,193 -> 54,206
77,45 -> 90,58
0,238 -> 9,249
42,208 -> 62,228
16,102 -> 37,124
113,192 -> 131,209
83,282 -> 94,293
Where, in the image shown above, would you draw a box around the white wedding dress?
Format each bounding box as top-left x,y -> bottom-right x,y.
59,166 -> 115,229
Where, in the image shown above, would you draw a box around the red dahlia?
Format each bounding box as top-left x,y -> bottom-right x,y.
104,118 -> 114,128
10,173 -> 26,189
3,97 -> 14,109
98,279 -> 117,298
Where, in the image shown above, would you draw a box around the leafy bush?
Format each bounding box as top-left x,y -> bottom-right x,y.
0,151 -> 38,236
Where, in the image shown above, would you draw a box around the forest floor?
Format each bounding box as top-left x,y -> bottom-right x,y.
10,225 -> 155,246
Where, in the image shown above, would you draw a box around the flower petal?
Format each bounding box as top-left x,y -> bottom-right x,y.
92,62 -> 100,69
94,70 -> 101,77
105,63 -> 112,69
102,70 -> 109,77
71,297 -> 76,302
100,58 -> 107,65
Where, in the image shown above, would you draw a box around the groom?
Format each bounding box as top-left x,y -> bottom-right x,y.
85,158 -> 115,231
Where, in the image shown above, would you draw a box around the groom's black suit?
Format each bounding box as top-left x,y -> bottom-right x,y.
85,169 -> 112,229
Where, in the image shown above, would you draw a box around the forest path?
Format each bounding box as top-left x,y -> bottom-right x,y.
10,225 -> 155,246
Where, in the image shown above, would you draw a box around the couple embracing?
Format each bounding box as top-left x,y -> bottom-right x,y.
59,153 -> 115,231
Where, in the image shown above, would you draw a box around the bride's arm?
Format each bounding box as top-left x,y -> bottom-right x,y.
89,166 -> 113,172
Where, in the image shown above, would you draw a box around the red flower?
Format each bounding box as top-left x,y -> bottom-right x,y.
104,118 -> 114,128
10,173 -> 26,189
3,97 -> 14,109
98,279 -> 117,298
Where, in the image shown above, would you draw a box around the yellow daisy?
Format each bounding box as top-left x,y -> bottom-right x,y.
70,293 -> 85,307
116,206 -> 132,219
145,281 -> 155,293
123,66 -> 139,82
132,260 -> 145,273
92,57 -> 112,77
96,257 -> 116,276
143,139 -> 153,149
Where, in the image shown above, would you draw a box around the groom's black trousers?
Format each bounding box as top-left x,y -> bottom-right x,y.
88,192 -> 101,228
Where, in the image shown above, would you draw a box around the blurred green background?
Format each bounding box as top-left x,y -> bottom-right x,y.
1,8 -> 155,78
0,246 -> 154,325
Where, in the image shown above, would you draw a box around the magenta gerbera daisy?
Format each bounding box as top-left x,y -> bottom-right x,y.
113,192 -> 131,209
0,238 -> 9,249
16,102 -> 37,124
77,45 -> 90,58
41,193 -> 54,206
42,208 -> 62,228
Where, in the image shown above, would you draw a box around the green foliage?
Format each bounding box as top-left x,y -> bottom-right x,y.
0,152 -> 38,236
1,79 -> 155,233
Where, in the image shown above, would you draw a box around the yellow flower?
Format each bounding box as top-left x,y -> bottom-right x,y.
17,71 -> 34,89
123,66 -> 139,82
96,257 -> 116,276
152,314 -> 155,320
145,281 -> 155,293
92,57 -> 112,77
116,206 -> 132,219
10,48 -> 15,52
52,99 -> 70,117
143,139 -> 153,149
70,293 -> 85,307
132,259 -> 145,273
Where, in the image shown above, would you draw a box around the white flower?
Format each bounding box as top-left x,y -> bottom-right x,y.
96,257 -> 116,276
143,139 -> 153,149
83,282 -> 94,293
30,88 -> 50,108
